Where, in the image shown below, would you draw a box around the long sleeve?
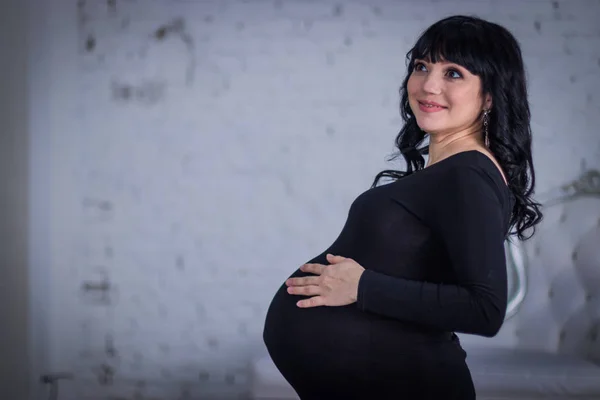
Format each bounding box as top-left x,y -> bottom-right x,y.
356,164 -> 510,337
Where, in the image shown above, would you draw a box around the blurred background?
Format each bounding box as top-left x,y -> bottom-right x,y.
1,0 -> 599,399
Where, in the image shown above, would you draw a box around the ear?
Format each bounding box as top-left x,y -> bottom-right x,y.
483,93 -> 493,110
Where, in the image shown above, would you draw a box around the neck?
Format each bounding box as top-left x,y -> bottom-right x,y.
425,129 -> 485,167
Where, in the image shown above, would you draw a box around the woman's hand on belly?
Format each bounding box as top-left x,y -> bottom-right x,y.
285,253 -> 365,308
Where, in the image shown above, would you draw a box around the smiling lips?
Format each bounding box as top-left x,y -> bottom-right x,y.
418,100 -> 447,113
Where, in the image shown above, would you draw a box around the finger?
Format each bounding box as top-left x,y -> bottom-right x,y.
286,276 -> 319,287
287,285 -> 321,296
300,263 -> 326,275
326,253 -> 347,263
297,296 -> 325,308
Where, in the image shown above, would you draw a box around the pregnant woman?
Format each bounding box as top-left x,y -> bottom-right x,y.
263,15 -> 543,399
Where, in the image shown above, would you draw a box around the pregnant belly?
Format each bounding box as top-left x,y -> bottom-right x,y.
263,269 -> 372,376
262,269 -> 456,387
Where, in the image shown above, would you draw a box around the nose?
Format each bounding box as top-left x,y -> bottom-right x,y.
421,74 -> 443,95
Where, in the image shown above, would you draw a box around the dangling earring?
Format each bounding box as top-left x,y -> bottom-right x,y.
483,109 -> 490,147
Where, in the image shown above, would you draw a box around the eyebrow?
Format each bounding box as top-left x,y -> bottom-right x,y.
415,58 -> 452,65
414,58 -> 466,70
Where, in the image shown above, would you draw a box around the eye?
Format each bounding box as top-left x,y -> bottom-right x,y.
413,62 -> 427,72
447,69 -> 463,79
413,62 -> 462,78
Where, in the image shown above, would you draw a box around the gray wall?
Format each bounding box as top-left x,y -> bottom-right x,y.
0,0 -> 30,398
9,0 -> 600,399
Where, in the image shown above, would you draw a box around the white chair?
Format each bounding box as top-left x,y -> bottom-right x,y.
250,169 -> 600,400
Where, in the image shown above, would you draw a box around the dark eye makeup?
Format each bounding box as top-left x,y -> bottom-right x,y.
413,60 -> 464,79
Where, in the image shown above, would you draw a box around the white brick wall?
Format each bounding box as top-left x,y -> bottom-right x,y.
34,0 -> 600,398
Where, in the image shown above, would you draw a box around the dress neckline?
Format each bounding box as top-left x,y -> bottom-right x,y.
424,150 -> 509,188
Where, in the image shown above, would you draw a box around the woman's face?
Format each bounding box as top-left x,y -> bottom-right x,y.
407,58 -> 490,136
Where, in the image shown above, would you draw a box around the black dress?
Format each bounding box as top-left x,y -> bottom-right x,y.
263,150 -> 515,400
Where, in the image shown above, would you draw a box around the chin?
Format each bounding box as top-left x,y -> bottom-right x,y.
415,120 -> 445,134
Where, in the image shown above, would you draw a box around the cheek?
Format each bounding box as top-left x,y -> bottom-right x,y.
406,76 -> 420,109
448,90 -> 479,116
460,82 -> 484,105
406,75 -> 418,98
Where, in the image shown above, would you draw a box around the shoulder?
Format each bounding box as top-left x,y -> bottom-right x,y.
438,151 -> 512,210
422,153 -> 513,236
460,150 -> 508,185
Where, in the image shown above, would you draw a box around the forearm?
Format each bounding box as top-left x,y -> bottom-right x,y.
356,268 -> 506,337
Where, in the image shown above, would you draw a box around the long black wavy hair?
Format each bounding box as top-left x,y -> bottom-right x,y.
371,15 -> 542,241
